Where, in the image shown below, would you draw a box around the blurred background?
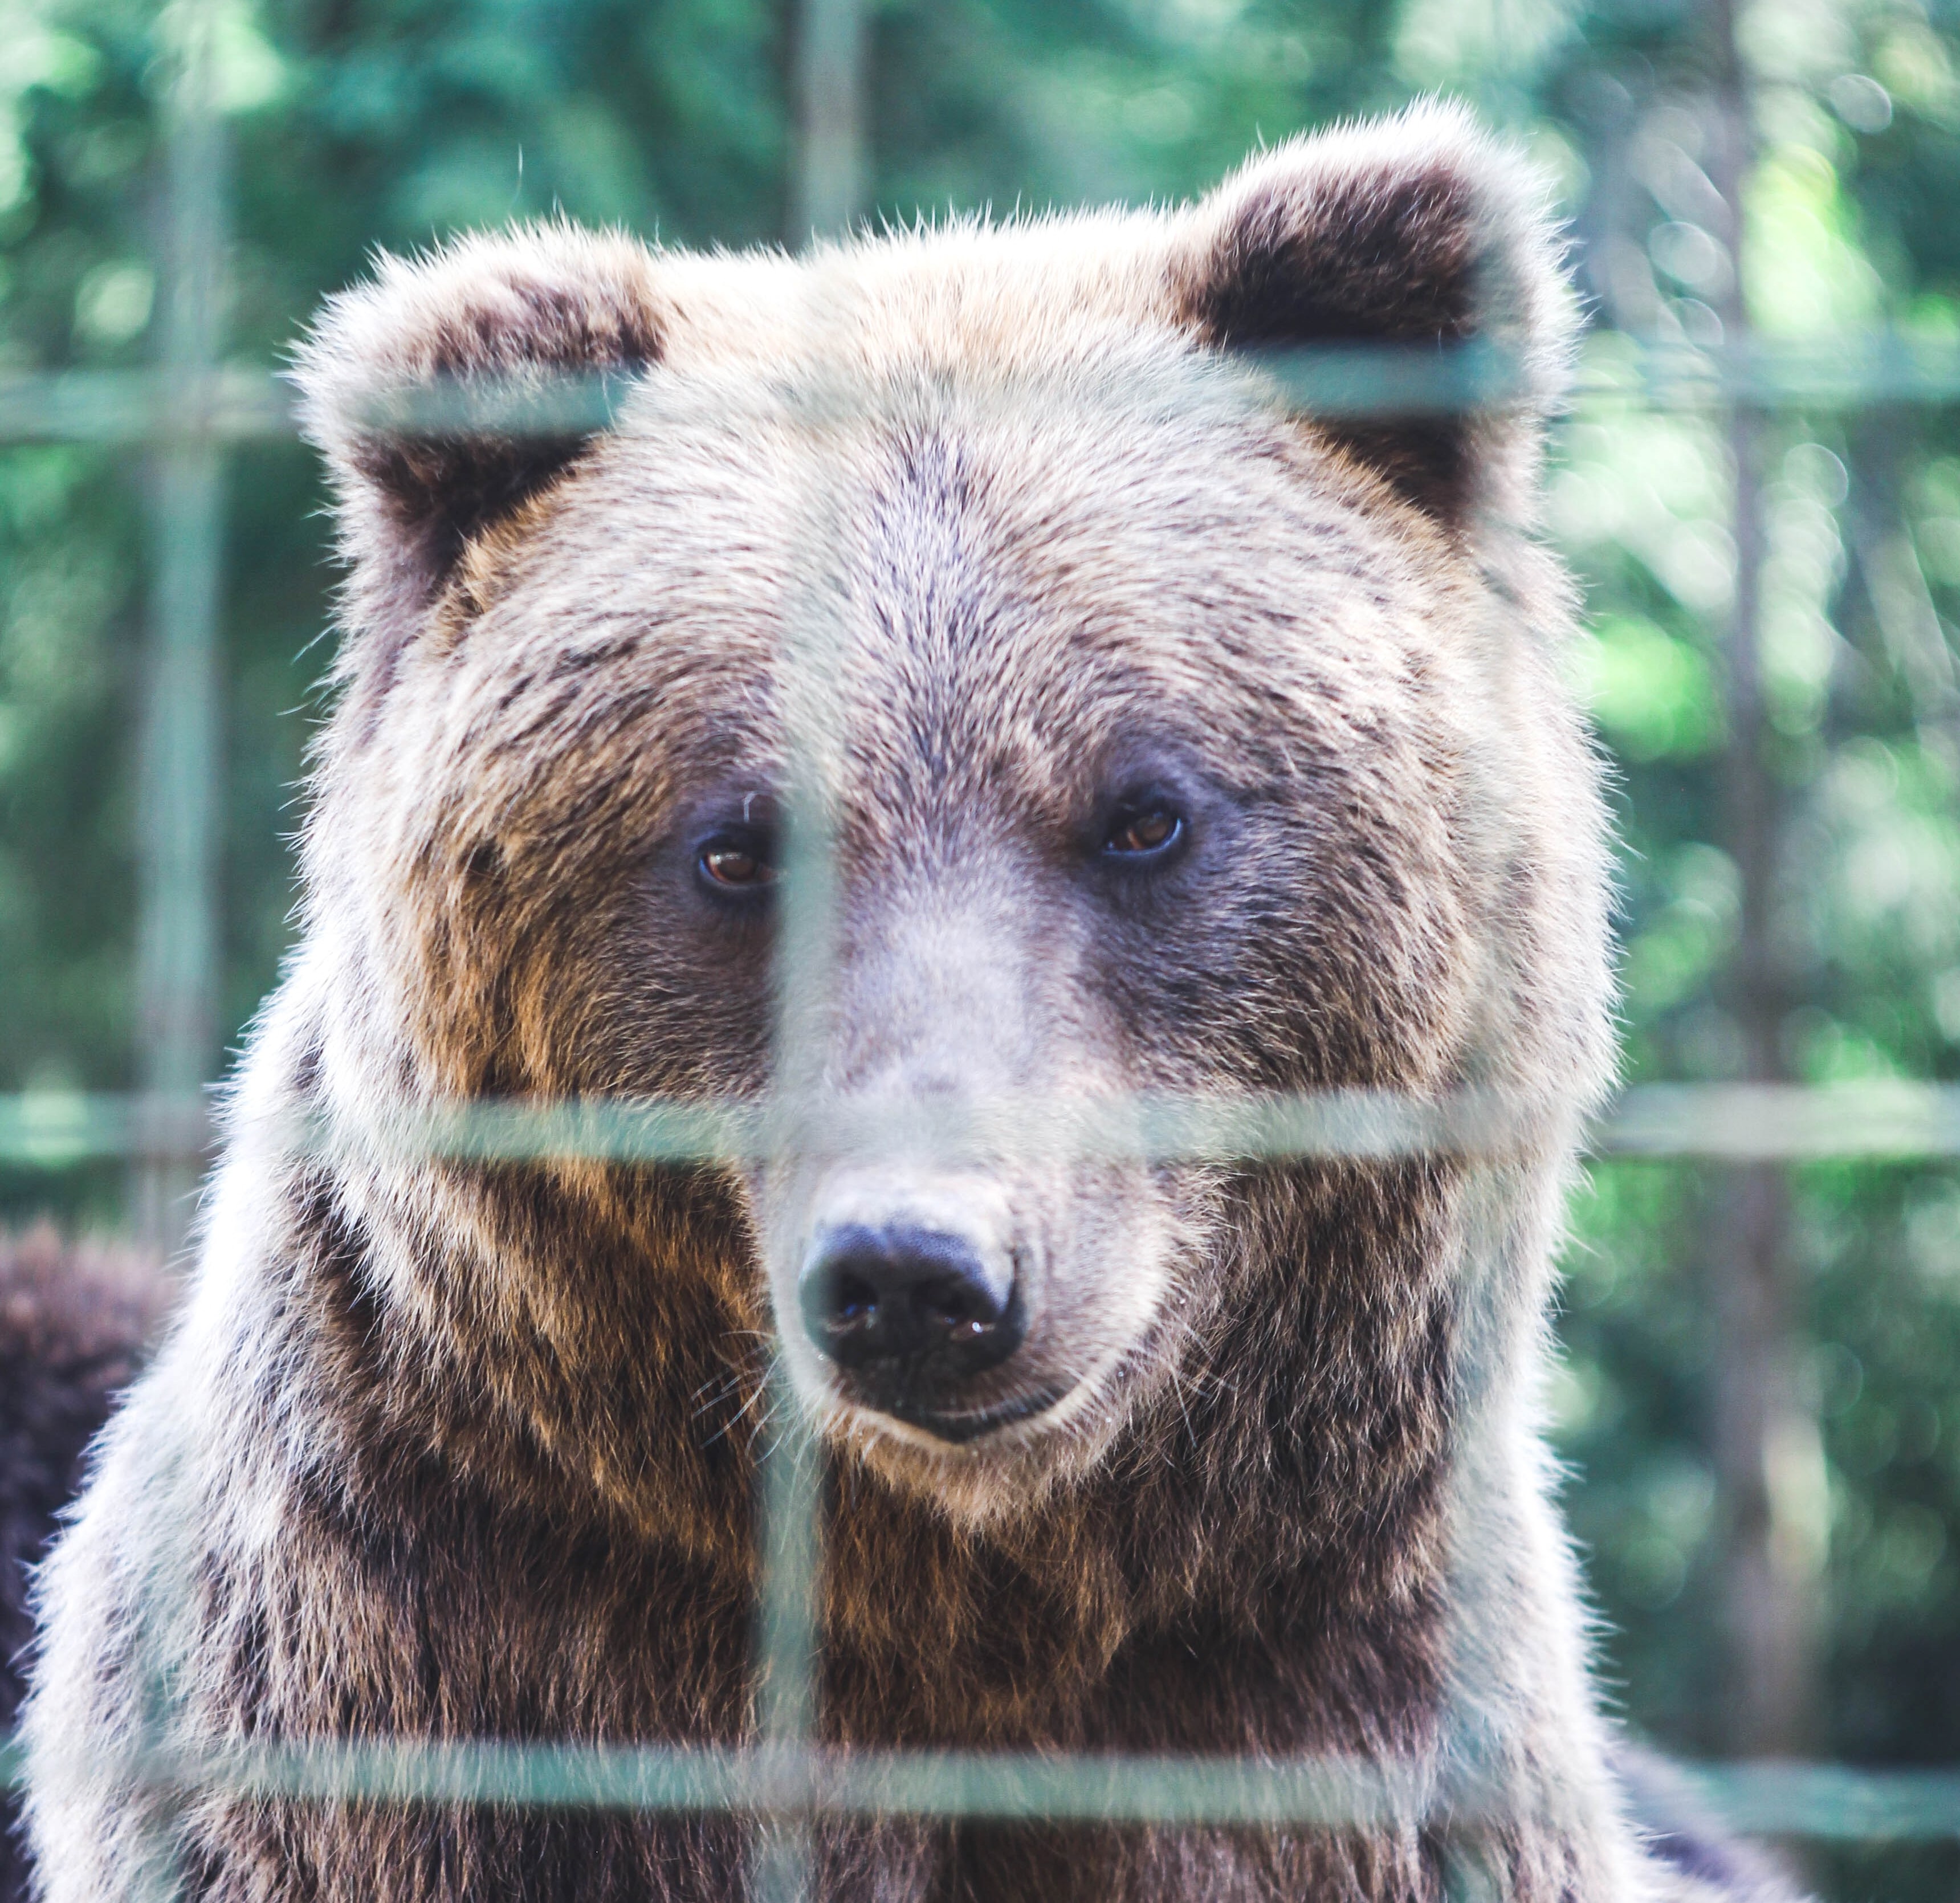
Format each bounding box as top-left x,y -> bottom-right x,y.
3,0 -> 1960,1896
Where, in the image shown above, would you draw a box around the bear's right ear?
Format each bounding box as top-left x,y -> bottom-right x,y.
1171,103 -> 1575,537
293,225 -> 663,620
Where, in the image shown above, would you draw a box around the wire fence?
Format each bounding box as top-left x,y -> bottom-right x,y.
18,1079 -> 1960,1168
10,1729 -> 1960,1841
7,0 -> 1960,1891
9,331 -> 1960,445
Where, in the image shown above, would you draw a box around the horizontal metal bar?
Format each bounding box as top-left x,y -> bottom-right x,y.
1684,1762 -> 1960,1843
1261,335 -> 1960,415
1597,1082 -> 1960,1160
0,369 -> 291,443
1592,333 -> 1960,411
44,1739 -> 1427,1825
0,1091 -> 210,1166
5,1733 -> 1958,1840
6,336 -> 1960,446
6,1083 -> 1960,1171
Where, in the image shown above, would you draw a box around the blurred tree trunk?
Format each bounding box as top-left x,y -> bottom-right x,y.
789,0 -> 866,242
1704,0 -> 1823,1761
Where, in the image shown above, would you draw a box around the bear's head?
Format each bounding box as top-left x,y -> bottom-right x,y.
294,103 -> 1612,1530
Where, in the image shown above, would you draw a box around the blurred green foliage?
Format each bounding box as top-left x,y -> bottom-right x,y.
1529,28 -> 1960,1890
6,0 -> 1960,1890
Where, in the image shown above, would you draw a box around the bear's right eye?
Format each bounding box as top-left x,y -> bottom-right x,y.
697,841 -> 779,892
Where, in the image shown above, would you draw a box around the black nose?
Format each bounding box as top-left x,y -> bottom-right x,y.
799,1224 -> 1024,1378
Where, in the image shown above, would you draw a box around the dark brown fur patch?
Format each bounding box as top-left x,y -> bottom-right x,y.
296,228 -> 666,606
0,1229 -> 165,1903
1181,163 -> 1490,524
351,291 -> 662,587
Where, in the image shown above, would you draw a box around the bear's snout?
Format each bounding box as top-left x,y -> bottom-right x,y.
776,1168 -> 1074,1444
799,1222 -> 1025,1391
797,1216 -> 1038,1440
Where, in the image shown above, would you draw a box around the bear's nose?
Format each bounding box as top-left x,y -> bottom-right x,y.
798,1224 -> 1023,1377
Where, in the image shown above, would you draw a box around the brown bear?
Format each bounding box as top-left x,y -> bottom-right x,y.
20,102 -> 1764,1901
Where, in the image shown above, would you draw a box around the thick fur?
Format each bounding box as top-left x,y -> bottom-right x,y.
1611,1749 -> 1801,1903
24,104 -> 1758,1901
1,1230 -> 165,1903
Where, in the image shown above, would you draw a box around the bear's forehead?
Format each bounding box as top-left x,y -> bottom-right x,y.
486,361 -> 1442,765
430,332 -> 1458,840
466,398 -> 1443,815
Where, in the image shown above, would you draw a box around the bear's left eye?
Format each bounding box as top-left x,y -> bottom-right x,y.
1102,804 -> 1185,861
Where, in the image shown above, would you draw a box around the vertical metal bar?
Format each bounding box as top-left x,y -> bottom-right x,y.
753,687 -> 836,1901
1705,0 -> 1820,1758
789,0 -> 865,243
749,370 -> 855,1902
127,0 -> 230,1888
133,0 -> 227,1262
752,1383 -> 821,1900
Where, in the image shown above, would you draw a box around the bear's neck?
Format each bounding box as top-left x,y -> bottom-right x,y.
295,1140 -> 1507,1756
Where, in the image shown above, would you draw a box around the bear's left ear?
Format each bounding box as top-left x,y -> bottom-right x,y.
293,223 -> 664,628
1172,102 -> 1576,535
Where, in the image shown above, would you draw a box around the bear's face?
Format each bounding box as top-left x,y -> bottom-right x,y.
296,106 -> 1602,1521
